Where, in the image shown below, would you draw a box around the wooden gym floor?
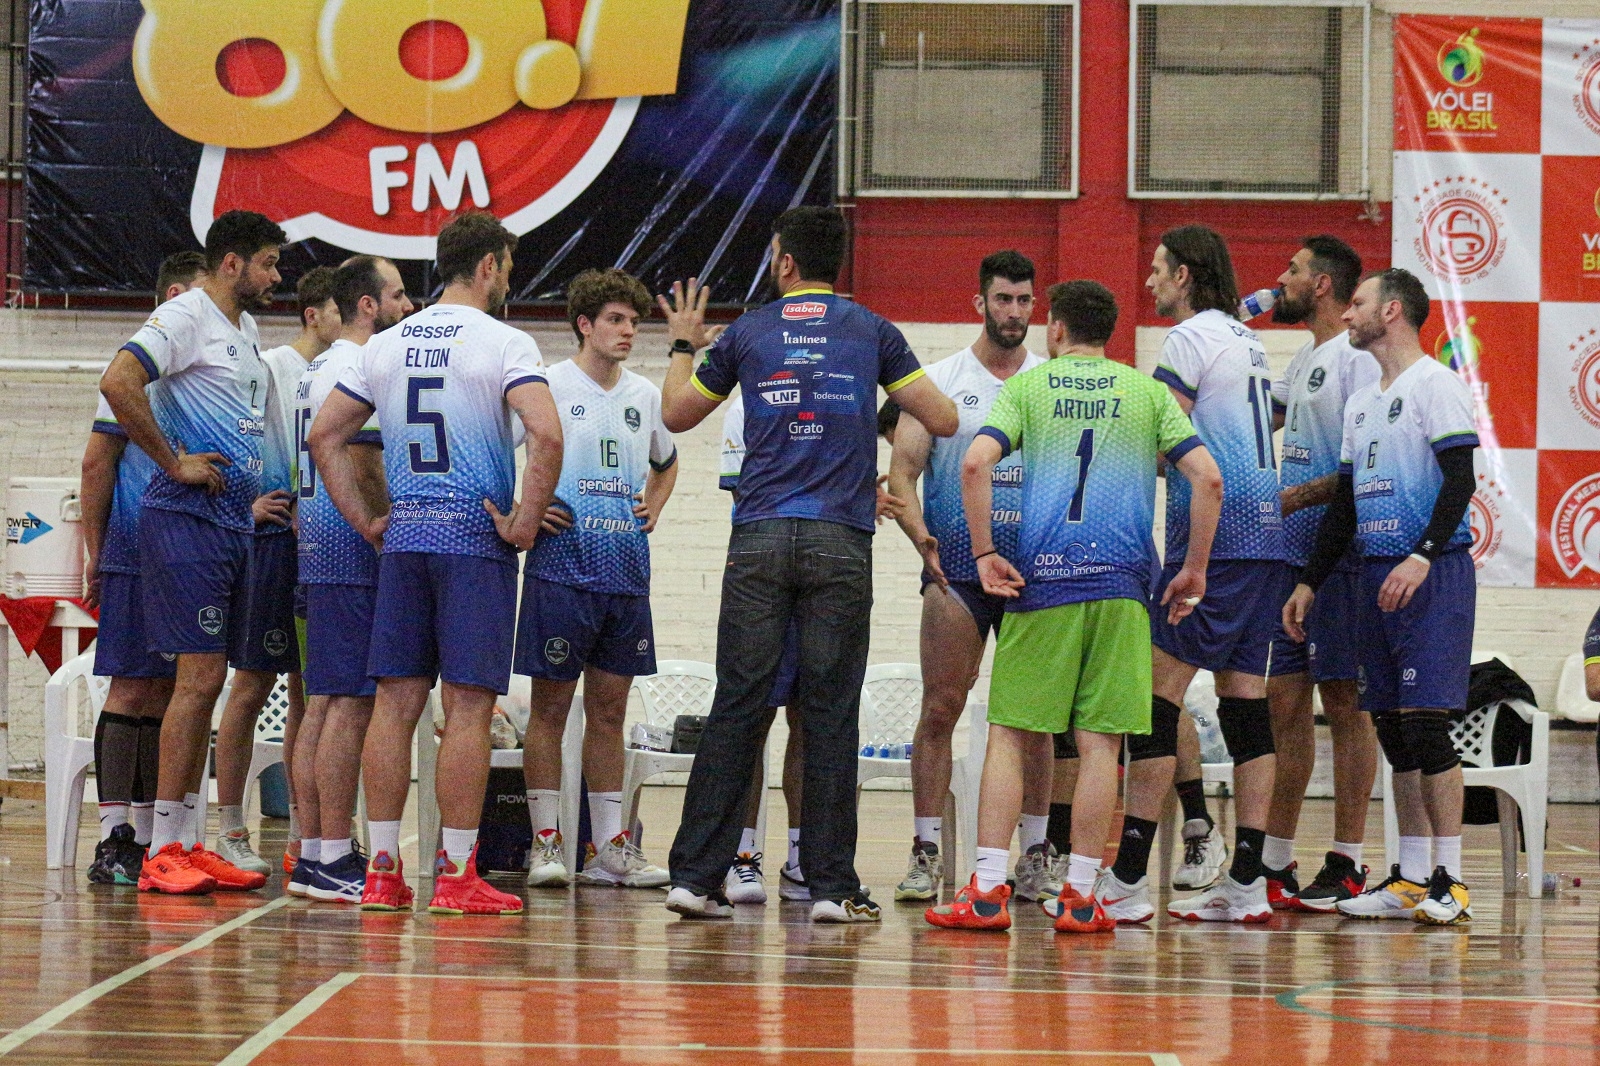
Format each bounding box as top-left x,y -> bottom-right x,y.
0,790 -> 1596,1065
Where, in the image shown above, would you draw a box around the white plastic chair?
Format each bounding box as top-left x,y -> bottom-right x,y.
944,700 -> 988,885
1381,697 -> 1550,898
1554,653 -> 1600,724
238,675 -> 293,825
1156,670 -> 1235,888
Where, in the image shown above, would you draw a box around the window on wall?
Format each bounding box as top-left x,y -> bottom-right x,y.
839,0 -> 1078,198
1130,1 -> 1370,199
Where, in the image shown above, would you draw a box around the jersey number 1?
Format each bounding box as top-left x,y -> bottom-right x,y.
1068,428 -> 1094,523
407,377 -> 451,474
1246,377 -> 1277,471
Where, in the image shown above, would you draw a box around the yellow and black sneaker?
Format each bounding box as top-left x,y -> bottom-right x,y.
1335,864 -> 1427,919
1413,866 -> 1472,926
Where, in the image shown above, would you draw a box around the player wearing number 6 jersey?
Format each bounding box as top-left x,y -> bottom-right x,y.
311,213 -> 564,917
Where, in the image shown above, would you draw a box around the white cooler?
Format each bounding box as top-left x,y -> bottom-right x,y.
5,477 -> 83,599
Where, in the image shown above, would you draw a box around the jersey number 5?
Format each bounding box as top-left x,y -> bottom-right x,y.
294,406 -> 315,498
407,377 -> 451,474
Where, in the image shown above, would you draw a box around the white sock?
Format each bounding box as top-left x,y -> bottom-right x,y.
526,789 -> 560,836
1331,840 -> 1363,866
130,803 -> 154,847
787,828 -> 801,870
322,838 -> 352,863
151,800 -> 186,852
368,820 -> 401,863
738,827 -> 758,856
589,791 -> 623,845
1262,835 -> 1295,871
182,792 -> 201,848
1433,836 -> 1462,880
1067,853 -> 1100,897
440,827 -> 478,871
914,816 -> 942,849
98,802 -> 130,839
976,847 -> 1009,892
301,838 -> 322,863
219,803 -> 245,837
1398,836 -> 1431,884
1020,814 -> 1049,851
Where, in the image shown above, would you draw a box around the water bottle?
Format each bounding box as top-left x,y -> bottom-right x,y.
903,742 -> 914,761
1238,288 -> 1279,320
876,740 -> 893,759
861,736 -> 878,758
1541,872 -> 1581,895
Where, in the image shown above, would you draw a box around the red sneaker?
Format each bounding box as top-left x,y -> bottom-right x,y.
1050,887 -> 1115,933
1266,862 -> 1300,911
138,841 -> 217,895
282,845 -> 297,878
184,843 -> 267,891
428,846 -> 523,916
360,851 -> 415,912
924,875 -> 1011,930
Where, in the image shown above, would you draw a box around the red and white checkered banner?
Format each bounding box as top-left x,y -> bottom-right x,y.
1392,15 -> 1600,588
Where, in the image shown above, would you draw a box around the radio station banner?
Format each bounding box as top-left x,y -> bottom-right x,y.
26,0 -> 837,302
1392,15 -> 1600,588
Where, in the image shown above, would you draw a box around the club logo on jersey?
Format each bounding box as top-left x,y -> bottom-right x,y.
198,606 -> 224,636
1572,35 -> 1600,137
544,636 -> 570,665
1353,411 -> 1366,426
1552,471 -> 1600,578
263,629 -> 289,658
624,406 -> 641,431
1567,329 -> 1600,429
1306,367 -> 1326,392
781,301 -> 827,321
962,394 -> 980,406
1388,397 -> 1404,422
1412,176 -> 1508,284
143,2 -> 690,258
570,405 -> 585,419
1468,471 -> 1504,568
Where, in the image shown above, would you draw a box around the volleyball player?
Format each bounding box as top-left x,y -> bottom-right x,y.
1285,268 -> 1478,925
311,213 -> 563,915
80,252 -> 204,884
100,211 -> 285,894
516,269 -> 677,890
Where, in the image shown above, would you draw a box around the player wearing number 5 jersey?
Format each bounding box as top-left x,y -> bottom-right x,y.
312,213 -> 564,917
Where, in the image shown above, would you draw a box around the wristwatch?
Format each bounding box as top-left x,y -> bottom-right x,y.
671,338 -> 695,354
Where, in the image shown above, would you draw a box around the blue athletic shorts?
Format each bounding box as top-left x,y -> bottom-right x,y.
1269,564 -> 1361,683
768,617 -> 800,708
1150,558 -> 1279,676
229,530 -> 300,674
1356,550 -> 1476,714
922,577 -> 1007,643
94,570 -> 176,679
139,508 -> 251,656
368,552 -> 517,693
304,583 -> 377,697
513,576 -> 656,682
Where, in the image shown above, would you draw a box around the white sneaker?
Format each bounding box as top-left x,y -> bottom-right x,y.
1167,873 -> 1272,923
576,832 -> 671,888
778,861 -> 811,901
1092,868 -> 1156,924
893,842 -> 941,901
217,829 -> 272,877
1172,819 -> 1227,890
1048,848 -> 1072,893
1412,866 -> 1471,926
724,852 -> 768,904
526,828 -> 569,887
665,885 -> 733,919
1013,843 -> 1064,901
810,892 -> 881,923
1335,864 -> 1429,920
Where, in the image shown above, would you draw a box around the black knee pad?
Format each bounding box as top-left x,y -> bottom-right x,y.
1127,696 -> 1180,761
1053,730 -> 1078,760
1372,712 -> 1419,772
1400,710 -> 1460,776
1217,696 -> 1274,765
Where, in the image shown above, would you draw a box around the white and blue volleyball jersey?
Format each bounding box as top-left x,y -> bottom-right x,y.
119,288 -> 267,533
259,345 -> 310,502
297,340 -> 383,586
1152,309 -> 1284,562
528,359 -> 676,596
720,393 -> 747,494
335,304 -> 546,564
89,394 -> 159,576
1271,332 -> 1380,567
1339,357 -> 1479,559
921,346 -> 1043,584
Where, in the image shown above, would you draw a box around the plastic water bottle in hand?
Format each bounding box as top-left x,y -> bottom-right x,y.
1238,288 -> 1279,320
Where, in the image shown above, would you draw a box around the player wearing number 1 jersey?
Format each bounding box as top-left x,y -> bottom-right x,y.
312,213 -> 564,917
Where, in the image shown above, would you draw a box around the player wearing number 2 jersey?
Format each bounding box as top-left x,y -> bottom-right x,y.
312,213 -> 564,918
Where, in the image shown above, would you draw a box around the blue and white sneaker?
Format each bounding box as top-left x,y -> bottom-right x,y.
307,852 -> 367,904
287,857 -> 320,898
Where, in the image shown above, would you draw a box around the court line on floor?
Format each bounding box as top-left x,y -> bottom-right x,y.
0,896 -> 290,1058
1275,979 -> 1600,1051
216,972 -> 359,1065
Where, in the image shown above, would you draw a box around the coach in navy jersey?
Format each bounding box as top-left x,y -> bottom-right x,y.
659,207 -> 958,922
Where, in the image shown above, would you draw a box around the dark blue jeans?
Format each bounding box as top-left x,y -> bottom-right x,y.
668,519 -> 873,901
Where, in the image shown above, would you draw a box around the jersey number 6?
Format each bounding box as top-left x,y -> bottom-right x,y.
407,377 -> 451,474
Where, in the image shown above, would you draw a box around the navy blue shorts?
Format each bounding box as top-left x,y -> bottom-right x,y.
1269,565 -> 1361,683
1150,558 -> 1279,676
513,576 -> 656,682
94,571 -> 176,679
768,617 -> 800,708
922,577 -> 1007,643
139,508 -> 251,656
1356,550 -> 1476,714
368,552 -> 517,693
304,583 -> 377,697
229,530 -> 300,673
